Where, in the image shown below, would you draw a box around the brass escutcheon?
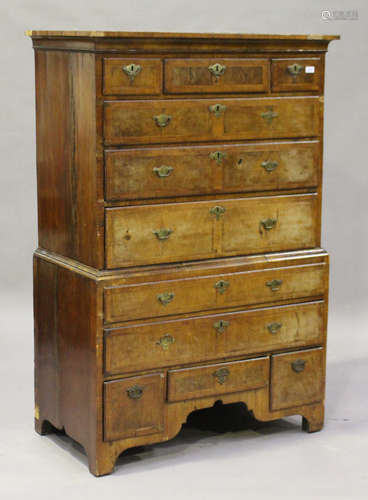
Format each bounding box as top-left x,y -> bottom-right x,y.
127,384 -> 144,400
266,279 -> 283,292
214,280 -> 230,294
122,63 -> 142,82
288,63 -> 303,77
209,151 -> 227,165
153,114 -> 172,128
260,218 -> 277,231
209,103 -> 226,117
156,334 -> 175,351
208,63 -> 226,78
153,228 -> 173,240
210,206 -> 226,220
292,359 -> 306,373
157,291 -> 175,306
267,322 -> 282,334
261,109 -> 278,124
153,165 -> 173,177
213,367 -> 230,384
213,320 -> 230,334
261,160 -> 279,173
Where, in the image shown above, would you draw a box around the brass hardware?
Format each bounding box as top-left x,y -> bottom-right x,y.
213,367 -> 230,384
208,63 -> 226,78
35,404 -> 40,420
261,160 -> 279,173
209,151 -> 227,165
127,384 -> 144,400
210,206 -> 226,220
213,320 -> 230,334
261,109 -> 278,124
267,322 -> 282,334
153,165 -> 173,178
122,63 -> 142,82
153,114 -> 172,128
288,63 -> 303,77
157,291 -> 175,305
266,279 -> 283,292
292,359 -> 306,373
215,280 -> 230,294
209,103 -> 226,117
260,218 -> 277,231
156,334 -> 175,350
153,228 -> 173,240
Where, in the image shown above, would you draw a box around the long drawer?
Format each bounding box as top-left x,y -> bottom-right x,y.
105,194 -> 319,268
104,301 -> 324,376
104,97 -> 321,145
105,141 -> 320,201
104,261 -> 327,323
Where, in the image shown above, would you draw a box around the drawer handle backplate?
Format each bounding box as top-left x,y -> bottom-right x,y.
261,160 -> 279,173
209,103 -> 226,117
157,292 -> 175,306
292,359 -> 306,373
213,319 -> 230,334
153,228 -> 173,240
267,322 -> 282,334
156,334 -> 175,350
122,63 -> 142,82
261,109 -> 278,124
153,165 -> 173,177
209,151 -> 227,165
210,206 -> 226,220
154,114 -> 172,127
208,63 -> 226,78
214,280 -> 230,294
127,384 -> 144,400
213,368 -> 230,384
266,279 -> 283,292
260,218 -> 277,231
288,63 -> 304,77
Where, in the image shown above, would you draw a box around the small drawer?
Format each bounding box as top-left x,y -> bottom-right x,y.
271,58 -> 323,92
164,58 -> 269,94
104,141 -> 320,202
104,302 -> 325,376
104,262 -> 327,324
104,373 -> 165,441
168,357 -> 269,402
103,58 -> 162,95
271,348 -> 325,410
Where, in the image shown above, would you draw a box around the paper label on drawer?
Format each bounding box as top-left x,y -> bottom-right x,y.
305,66 -> 315,73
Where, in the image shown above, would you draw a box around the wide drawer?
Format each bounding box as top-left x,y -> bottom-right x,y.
271,348 -> 325,410
271,58 -> 323,92
105,194 -> 319,268
104,301 -> 325,376
104,97 -> 321,145
168,356 -> 269,402
103,58 -> 162,95
104,262 -> 327,323
104,373 -> 165,441
164,58 -> 269,94
104,141 -> 320,201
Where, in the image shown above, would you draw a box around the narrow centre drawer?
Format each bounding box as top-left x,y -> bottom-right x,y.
168,356 -> 269,402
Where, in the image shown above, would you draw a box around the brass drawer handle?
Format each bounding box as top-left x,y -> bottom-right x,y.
266,279 -> 283,292
215,280 -> 229,294
156,334 -> 175,350
213,367 -> 230,384
292,359 -> 306,373
208,63 -> 226,78
153,228 -> 173,240
261,109 -> 278,124
157,291 -> 175,305
154,114 -> 172,128
288,63 -> 304,77
210,206 -> 226,220
209,151 -> 227,165
153,165 -> 173,178
122,63 -> 142,82
209,103 -> 226,117
127,384 -> 144,400
267,322 -> 282,334
261,160 -> 279,173
260,218 -> 277,231
213,319 -> 230,334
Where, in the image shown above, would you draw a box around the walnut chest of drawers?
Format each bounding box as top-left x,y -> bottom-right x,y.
28,31 -> 339,476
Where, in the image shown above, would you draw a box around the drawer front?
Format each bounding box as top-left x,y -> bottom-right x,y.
164,58 -> 269,94
105,194 -> 319,268
271,348 -> 325,410
104,263 -> 327,323
168,356 -> 269,402
103,58 -> 162,95
104,302 -> 325,376
104,97 -> 321,145
105,141 -> 319,201
104,373 -> 165,441
272,58 -> 323,92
